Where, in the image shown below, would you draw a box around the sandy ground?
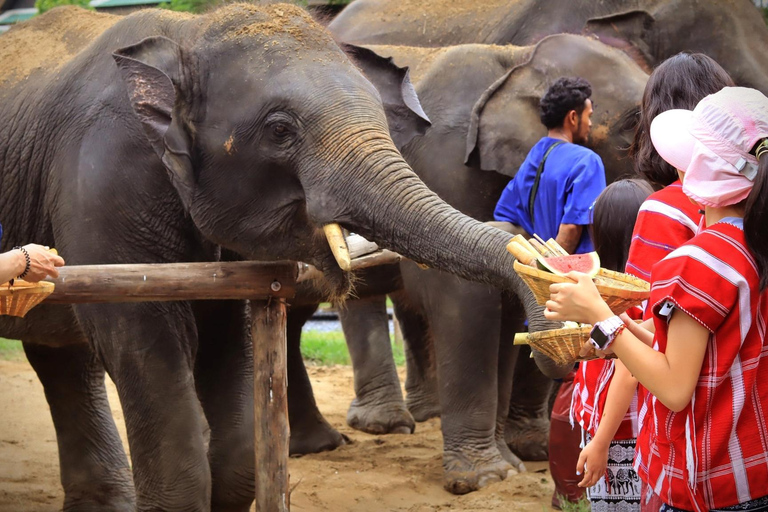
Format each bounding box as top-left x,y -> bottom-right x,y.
0,359 -> 554,512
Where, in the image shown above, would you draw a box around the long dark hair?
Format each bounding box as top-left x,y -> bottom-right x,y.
745,144 -> 768,289
630,53 -> 734,188
591,179 -> 654,272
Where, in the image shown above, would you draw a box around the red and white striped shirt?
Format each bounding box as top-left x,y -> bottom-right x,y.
626,181 -> 702,317
634,218 -> 768,511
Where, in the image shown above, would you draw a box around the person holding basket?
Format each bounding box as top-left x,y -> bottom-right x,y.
544,87 -> 768,511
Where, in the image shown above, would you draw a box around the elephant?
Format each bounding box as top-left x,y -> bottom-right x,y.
329,0 -> 768,94
0,5 -> 556,511
290,35 -> 647,494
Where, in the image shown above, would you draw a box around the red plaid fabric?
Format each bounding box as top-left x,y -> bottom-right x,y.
625,181 -> 702,320
634,219 -> 768,511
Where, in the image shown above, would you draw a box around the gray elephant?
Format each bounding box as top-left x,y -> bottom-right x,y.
0,5 -> 552,511
330,0 -> 768,94
294,35 -> 647,494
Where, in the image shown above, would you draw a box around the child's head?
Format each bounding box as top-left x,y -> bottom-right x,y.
591,179 -> 654,272
650,87 -> 768,287
630,52 -> 734,188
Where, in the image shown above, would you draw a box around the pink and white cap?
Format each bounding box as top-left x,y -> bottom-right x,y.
650,86 -> 768,207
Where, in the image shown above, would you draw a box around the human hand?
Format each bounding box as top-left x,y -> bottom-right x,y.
620,313 -> 655,347
576,437 -> 609,488
544,271 -> 612,325
20,244 -> 65,282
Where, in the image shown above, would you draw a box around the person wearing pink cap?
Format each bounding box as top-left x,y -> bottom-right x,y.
571,53 -> 734,512
544,86 -> 768,512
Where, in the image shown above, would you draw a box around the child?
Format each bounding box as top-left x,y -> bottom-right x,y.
545,87 -> 768,511
570,179 -> 652,510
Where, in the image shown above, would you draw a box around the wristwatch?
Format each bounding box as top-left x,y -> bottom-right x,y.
589,316 -> 625,350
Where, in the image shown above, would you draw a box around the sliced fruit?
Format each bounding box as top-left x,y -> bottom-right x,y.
536,252 -> 600,277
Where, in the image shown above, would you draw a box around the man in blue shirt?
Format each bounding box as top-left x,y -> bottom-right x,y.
494,77 -> 606,254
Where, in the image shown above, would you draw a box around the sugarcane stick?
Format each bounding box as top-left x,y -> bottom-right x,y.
529,238 -> 554,257
506,241 -> 537,266
545,238 -> 568,256
512,234 -> 538,256
514,332 -> 530,345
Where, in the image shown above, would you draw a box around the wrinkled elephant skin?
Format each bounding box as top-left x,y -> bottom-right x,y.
0,4 -> 554,510
321,37 -> 646,494
330,0 -> 768,94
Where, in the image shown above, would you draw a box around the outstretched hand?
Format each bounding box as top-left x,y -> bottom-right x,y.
576,436 -> 609,488
544,271 -> 612,325
21,244 -> 65,282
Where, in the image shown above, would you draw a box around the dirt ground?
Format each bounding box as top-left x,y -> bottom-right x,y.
0,359 -> 554,511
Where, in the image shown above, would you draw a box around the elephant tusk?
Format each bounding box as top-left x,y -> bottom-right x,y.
323,223 -> 352,272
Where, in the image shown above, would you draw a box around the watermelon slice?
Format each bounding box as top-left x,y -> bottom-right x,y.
536,252 -> 600,277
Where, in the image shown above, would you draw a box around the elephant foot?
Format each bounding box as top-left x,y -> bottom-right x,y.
505,414 -> 550,461
347,397 -> 415,435
496,435 -> 526,473
442,446 -> 514,495
63,494 -> 134,512
290,421 -> 349,456
406,390 -> 441,422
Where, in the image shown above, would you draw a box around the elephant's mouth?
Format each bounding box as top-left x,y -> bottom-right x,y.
302,223 -> 356,302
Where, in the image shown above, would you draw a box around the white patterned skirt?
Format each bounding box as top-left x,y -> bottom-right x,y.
583,431 -> 641,512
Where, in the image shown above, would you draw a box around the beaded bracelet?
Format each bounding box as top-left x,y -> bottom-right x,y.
13,246 -> 31,280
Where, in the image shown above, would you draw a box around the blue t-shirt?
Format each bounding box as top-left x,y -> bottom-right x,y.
494,137 -> 606,254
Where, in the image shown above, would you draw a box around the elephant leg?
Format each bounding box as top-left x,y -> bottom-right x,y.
192,300 -> 254,512
391,291 -> 440,422
494,291 -> 526,472
506,347 -> 554,461
23,342 -> 135,512
340,295 -> 414,435
424,276 -> 512,495
287,304 -> 348,455
80,302 -> 211,512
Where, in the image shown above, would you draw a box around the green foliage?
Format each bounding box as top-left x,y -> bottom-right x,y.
762,7 -> 768,26
0,338 -> 24,362
301,329 -> 405,366
160,0 -> 212,14
35,0 -> 92,14
556,495 -> 591,512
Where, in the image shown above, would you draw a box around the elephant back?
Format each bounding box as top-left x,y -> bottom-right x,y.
0,6 -> 118,88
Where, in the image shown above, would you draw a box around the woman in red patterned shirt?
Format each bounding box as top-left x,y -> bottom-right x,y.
547,87 -> 768,512
572,53 -> 734,512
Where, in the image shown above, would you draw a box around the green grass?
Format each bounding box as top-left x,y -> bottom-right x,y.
556,495 -> 591,512
0,330 -> 405,367
0,338 -> 24,361
301,329 -> 405,366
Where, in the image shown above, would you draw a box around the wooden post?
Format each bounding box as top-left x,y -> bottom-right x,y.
252,298 -> 290,512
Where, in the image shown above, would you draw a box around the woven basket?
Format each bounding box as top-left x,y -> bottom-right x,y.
513,260 -> 650,314
0,280 -> 55,317
514,326 -> 613,366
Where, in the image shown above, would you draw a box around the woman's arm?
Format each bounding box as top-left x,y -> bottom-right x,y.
545,272 -> 708,412
576,360 -> 638,488
609,311 -> 707,412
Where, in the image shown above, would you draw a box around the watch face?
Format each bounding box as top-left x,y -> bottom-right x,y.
591,328 -> 609,349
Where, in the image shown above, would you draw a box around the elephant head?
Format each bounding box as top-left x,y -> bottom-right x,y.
464,34 -> 646,184
111,4 -> 537,308
583,1 -> 768,95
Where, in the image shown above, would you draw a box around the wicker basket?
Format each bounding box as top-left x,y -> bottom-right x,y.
0,280 -> 55,317
514,326 -> 612,366
513,260 -> 650,314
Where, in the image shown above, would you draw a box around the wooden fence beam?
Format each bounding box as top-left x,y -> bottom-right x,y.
42,261 -> 296,303
252,299 -> 290,512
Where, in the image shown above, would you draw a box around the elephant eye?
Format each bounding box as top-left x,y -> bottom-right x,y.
273,123 -> 288,136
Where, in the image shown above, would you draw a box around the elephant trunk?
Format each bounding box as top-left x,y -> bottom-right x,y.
310,139 -> 561,338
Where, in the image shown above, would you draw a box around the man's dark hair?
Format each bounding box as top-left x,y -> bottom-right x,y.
539,77 -> 593,130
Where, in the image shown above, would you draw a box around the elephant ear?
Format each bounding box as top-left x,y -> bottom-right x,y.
113,36 -> 195,210
464,65 -> 546,177
342,43 -> 431,150
583,10 -> 655,73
